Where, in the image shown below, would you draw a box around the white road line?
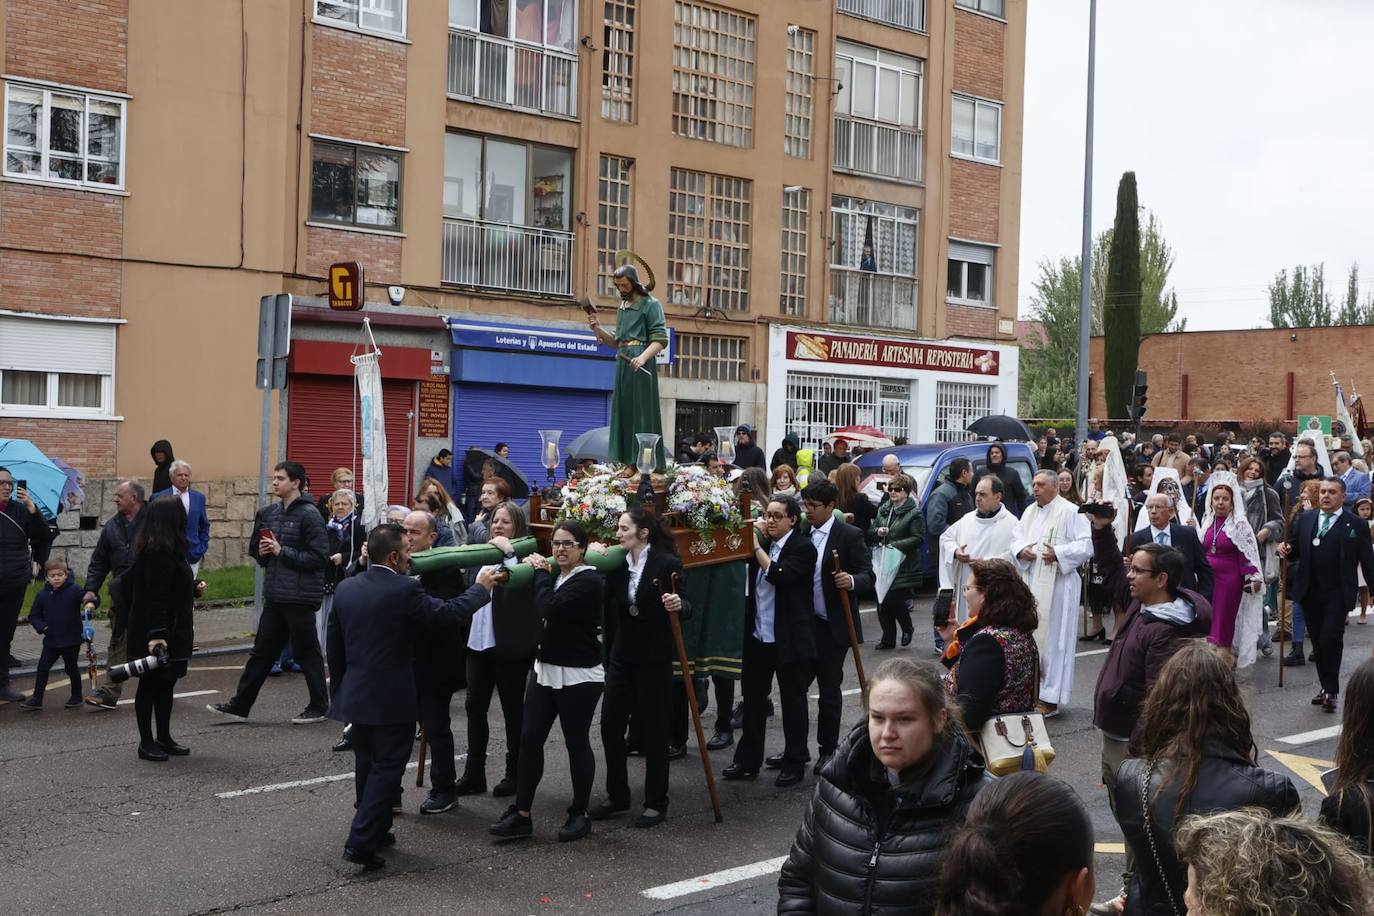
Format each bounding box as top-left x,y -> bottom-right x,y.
641,856 -> 788,900
217,755 -> 465,800
116,689 -> 218,707
185,666 -> 248,672
1076,648 -> 1110,657
1278,724 -> 1342,746
810,687 -> 864,700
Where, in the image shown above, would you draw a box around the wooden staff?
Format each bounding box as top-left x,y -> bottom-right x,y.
657,572 -> 723,823
416,725 -> 428,787
1278,479 -> 1292,688
831,550 -> 867,691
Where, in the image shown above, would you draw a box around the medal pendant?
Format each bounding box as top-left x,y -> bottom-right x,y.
628,603 -> 640,618
1313,537 -> 1321,547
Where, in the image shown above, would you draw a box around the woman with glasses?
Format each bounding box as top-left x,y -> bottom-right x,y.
868,473 -> 925,650
490,520 -> 604,844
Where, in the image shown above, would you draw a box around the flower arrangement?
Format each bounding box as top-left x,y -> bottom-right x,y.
668,464 -> 745,542
555,470 -> 634,541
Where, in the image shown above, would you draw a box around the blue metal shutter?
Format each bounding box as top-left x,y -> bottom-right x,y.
452,382 -> 610,484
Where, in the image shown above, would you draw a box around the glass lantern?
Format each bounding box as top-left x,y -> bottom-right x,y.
537,429 -> 562,481
714,425 -> 737,465
635,432 -> 661,476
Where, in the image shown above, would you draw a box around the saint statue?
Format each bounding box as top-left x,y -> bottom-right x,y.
587,262 -> 668,469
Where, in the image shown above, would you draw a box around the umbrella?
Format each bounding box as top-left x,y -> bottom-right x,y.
0,439 -> 69,517
824,425 -> 894,450
565,426 -> 613,463
472,448 -> 532,500
967,415 -> 1035,442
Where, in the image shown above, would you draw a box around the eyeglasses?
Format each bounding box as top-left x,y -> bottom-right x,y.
1128,565 -> 1158,577
762,512 -> 789,521
550,539 -> 578,548
0,480 -> 11,488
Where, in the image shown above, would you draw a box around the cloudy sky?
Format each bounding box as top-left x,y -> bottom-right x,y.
1018,1 -> 1374,331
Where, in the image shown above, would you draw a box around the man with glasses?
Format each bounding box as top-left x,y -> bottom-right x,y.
1083,503 -> 1212,915
0,467 -> 51,702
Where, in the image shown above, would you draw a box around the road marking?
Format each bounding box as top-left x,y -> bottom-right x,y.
1076,648 -> 1110,657
1095,842 -> 1126,855
1265,750 -> 1334,794
185,665 -> 248,672
116,689 -> 218,707
810,687 -> 864,700
1278,724 -> 1342,746
641,857 -> 788,900
217,755 -> 465,799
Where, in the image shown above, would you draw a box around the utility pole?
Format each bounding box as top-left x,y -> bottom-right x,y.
1075,0 -> 1098,445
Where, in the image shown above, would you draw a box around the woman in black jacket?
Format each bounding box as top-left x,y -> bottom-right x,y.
835,463 -> 876,535
1112,641 -> 1299,916
490,521 -> 604,844
980,443 -> 1028,517
592,506 -> 687,829
1321,656 -> 1374,853
778,658 -> 989,915
124,497 -> 198,761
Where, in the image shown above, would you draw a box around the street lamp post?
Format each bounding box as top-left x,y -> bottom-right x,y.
1076,0 -> 1098,445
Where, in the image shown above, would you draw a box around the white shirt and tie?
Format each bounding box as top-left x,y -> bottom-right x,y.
1150,524 -> 1171,547
810,517 -> 834,622
174,488 -> 191,514
754,530 -> 793,643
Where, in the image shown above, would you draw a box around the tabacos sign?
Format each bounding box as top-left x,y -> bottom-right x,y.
787,331 -> 999,376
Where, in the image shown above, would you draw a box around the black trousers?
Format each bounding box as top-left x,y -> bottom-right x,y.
232,601 -> 329,713
347,722 -> 414,852
419,682 -> 461,791
733,635 -> 810,770
515,674 -> 603,817
0,586 -> 24,687
31,643 -> 81,702
135,670 -> 178,744
1305,591 -> 1349,696
464,650 -> 533,782
876,587 -> 916,644
601,659 -> 673,812
805,621 -> 849,756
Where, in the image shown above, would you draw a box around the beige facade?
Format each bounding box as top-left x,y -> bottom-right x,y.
0,0 -> 1025,567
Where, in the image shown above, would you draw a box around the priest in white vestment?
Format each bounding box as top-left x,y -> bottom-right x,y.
939,475 -> 1018,624
1011,470 -> 1093,716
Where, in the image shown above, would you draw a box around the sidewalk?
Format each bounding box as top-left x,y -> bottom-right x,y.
7,604 -> 259,679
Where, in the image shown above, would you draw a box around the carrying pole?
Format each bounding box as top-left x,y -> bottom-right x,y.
832,550 -> 867,691
659,573 -> 723,823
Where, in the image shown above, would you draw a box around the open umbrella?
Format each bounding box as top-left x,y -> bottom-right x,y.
967,415 -> 1035,442
0,439 -> 69,517
565,426 -> 613,463
472,448 -> 532,500
823,425 -> 894,450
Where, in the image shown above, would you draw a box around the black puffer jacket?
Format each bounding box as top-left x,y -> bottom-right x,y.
0,498 -> 49,591
778,724 -> 989,916
1114,739 -> 1300,916
1320,776 -> 1374,855
250,497 -> 329,606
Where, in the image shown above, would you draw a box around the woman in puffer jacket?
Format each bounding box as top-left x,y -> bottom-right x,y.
778,658 -> 988,916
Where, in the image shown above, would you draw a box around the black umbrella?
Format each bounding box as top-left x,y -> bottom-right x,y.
967,414 -> 1035,442
471,448 -> 532,500
565,426 -> 613,463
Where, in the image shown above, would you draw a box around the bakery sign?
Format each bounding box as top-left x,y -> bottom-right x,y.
787,331 -> 999,376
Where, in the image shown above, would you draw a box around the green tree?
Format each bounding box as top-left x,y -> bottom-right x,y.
1334,263 -> 1374,325
1019,257 -> 1081,419
1103,172 -> 1141,420
1090,212 -> 1185,335
1268,263 -> 1333,328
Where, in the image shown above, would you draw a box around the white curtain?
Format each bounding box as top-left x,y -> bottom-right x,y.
353,351 -> 388,531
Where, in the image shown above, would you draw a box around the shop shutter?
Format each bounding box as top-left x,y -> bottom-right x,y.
286,375 -> 416,506
453,382 -> 610,485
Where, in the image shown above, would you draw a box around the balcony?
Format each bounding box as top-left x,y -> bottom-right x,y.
828,267 -> 917,329
832,117 -> 923,184
838,0 -> 926,32
447,29 -> 578,119
441,218 -> 574,298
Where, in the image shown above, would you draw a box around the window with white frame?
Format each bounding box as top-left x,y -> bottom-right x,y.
952,94 -> 1001,164
833,42 -> 922,130
310,140 -> 403,230
935,381 -> 992,442
667,168 -> 752,310
780,188 -> 810,316
784,26 -> 814,159
443,132 -> 573,229
671,1 -> 756,148
954,0 -> 1004,18
785,372 -> 882,446
663,334 -> 746,381
597,154 -> 633,298
0,316 -> 115,416
947,240 -> 995,306
316,0 -> 406,37
830,196 -> 918,277
3,82 -> 125,189
602,0 -> 636,122
450,0 -> 576,49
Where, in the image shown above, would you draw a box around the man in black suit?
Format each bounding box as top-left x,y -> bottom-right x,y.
791,478 -> 874,780
1131,493 -> 1213,601
1282,478 -> 1374,712
326,523 -> 495,870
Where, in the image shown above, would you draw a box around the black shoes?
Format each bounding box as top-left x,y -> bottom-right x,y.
559,814 -> 592,842
453,773 -> 488,796
1283,644 -> 1306,667
291,707 -> 328,725
729,698 -> 775,730
589,798 -> 630,820
775,768 -> 805,788
900,630 -> 913,647
1324,694 -> 1339,714
332,729 -> 353,752
722,763 -> 758,780
342,847 -> 385,871
874,640 -> 896,650
64,696 -> 83,709
0,686 -> 25,703
666,744 -> 686,760
207,701 -> 248,720
707,729 -> 734,750
138,741 -> 169,762
157,738 -> 191,756
420,790 -> 458,815
18,698 -> 39,711
813,751 -> 834,775
764,752 -> 786,769
633,809 -> 666,829
492,775 -> 517,798
490,806 -> 533,841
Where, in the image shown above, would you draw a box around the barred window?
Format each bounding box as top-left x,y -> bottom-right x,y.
784,26 -> 814,158
671,1 -> 756,148
935,381 -> 993,442
596,155 -> 633,298
667,168 -> 752,311
602,0 -> 635,122
779,188 -> 810,316
663,334 -> 746,382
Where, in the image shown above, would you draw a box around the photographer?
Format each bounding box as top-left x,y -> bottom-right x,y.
0,466 -> 51,703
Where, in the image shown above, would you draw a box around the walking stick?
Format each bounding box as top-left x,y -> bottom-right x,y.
416,724 -> 428,787
657,572 -> 723,824
1278,479 -> 1292,688
831,550 -> 867,691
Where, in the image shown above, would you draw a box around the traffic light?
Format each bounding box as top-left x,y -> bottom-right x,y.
1130,371 -> 1148,425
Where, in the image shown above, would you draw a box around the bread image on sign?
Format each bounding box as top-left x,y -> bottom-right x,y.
793,334 -> 829,361
975,352 -> 997,373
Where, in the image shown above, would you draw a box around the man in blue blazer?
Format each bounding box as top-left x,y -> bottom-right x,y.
326,523 -> 495,870
154,460 -> 211,573
1130,493 -> 1213,601
1331,451 -> 1372,511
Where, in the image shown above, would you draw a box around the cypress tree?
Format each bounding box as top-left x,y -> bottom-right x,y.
1104,172 -> 1141,421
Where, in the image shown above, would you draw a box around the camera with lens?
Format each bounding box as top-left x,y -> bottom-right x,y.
108,645 -> 168,684
1077,501 -> 1118,520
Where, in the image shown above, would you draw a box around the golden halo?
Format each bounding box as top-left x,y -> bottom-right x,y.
615,249 -> 656,292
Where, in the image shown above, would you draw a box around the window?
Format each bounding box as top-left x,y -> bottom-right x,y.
3,82 -> 125,189
786,372 -> 888,446
0,316 -> 115,417
443,132 -> 572,228
935,381 -> 993,442
315,0 -> 406,37
784,26 -> 814,158
952,94 -> 1001,164
832,42 -> 923,182
947,241 -> 994,306
450,0 -> 575,48
838,0 -> 924,32
310,140 -> 402,230
671,1 -> 756,148
663,334 -> 746,381
954,0 -> 1004,18
602,0 -> 636,122
667,168 -> 752,311
780,188 -> 810,316
831,196 -> 918,277
597,155 -> 633,298
448,0 -> 578,116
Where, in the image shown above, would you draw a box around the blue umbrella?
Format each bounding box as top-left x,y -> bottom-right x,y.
0,439 -> 70,518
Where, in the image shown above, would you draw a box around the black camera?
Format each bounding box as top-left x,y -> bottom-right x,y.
1077,501 -> 1117,520
108,645 -> 168,684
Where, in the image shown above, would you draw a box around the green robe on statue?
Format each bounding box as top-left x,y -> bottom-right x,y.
608,293 -> 669,468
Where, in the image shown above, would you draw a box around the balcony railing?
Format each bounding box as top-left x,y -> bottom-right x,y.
828,267 -> 918,329
838,0 -> 926,32
441,218 -> 574,297
832,117 -> 923,184
447,29 -> 578,118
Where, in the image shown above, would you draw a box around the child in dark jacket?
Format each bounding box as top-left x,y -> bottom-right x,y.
21,559 -> 86,710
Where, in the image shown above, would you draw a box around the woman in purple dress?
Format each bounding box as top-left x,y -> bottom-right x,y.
1200,476 -> 1263,667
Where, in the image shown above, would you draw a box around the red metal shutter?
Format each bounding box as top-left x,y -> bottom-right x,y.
286,375 -> 415,506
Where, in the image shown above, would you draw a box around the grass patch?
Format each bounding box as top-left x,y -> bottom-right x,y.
22,563 -> 258,617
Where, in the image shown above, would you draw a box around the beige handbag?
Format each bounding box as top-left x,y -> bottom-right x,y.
976,657 -> 1054,776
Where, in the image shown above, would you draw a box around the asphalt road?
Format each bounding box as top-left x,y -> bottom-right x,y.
1,607 -> 1368,916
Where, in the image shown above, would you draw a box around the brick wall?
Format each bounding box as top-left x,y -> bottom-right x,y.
945,302 -> 997,339
952,8 -> 1005,101
310,24 -> 407,147
305,225 -> 402,282
948,158 -> 1000,241
4,0 -> 129,92
1,417 -> 116,476
0,184 -> 124,317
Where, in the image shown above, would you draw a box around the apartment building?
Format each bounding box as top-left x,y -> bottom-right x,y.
0,0 -> 1026,566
